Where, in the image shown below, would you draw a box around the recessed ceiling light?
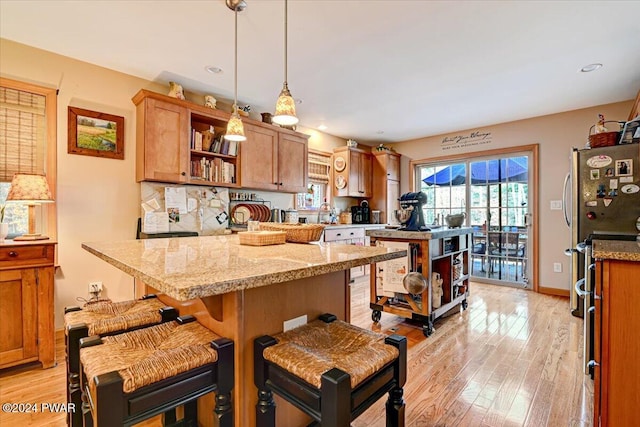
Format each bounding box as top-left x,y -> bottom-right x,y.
205,65 -> 223,74
580,63 -> 602,73
318,124 -> 327,131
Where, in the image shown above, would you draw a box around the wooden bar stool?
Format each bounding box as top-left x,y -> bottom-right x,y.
64,295 -> 178,426
79,315 -> 234,427
254,313 -> 406,427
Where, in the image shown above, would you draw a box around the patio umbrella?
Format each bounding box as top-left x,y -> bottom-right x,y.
423,157 -> 528,186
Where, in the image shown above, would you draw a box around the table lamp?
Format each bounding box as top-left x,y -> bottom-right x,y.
6,173 -> 54,241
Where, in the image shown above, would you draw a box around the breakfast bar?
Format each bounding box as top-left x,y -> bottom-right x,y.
82,235 -> 406,426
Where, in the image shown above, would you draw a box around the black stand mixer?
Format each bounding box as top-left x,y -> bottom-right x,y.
396,192 -> 428,231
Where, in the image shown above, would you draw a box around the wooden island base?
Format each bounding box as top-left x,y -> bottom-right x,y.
138,270 -> 350,427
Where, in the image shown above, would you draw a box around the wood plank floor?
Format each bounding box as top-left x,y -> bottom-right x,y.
0,281 -> 593,426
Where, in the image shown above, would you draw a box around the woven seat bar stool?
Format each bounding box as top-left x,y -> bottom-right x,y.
64,294 -> 178,426
79,315 -> 234,427
254,313 -> 407,427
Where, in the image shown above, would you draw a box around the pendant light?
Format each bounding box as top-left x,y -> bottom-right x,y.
272,0 -> 299,126
225,0 -> 247,142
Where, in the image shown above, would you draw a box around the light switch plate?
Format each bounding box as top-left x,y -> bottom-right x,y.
553,262 -> 562,273
550,200 -> 563,210
284,314 -> 307,332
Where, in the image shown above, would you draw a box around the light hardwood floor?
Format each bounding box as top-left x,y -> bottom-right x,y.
0,281 -> 593,427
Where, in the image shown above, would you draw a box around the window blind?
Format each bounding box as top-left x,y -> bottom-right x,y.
308,151 -> 331,184
0,87 -> 47,181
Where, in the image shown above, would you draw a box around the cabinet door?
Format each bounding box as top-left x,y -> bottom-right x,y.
278,132 -> 308,193
360,153 -> 372,197
386,180 -> 400,224
348,150 -> 361,197
387,154 -> 400,181
240,124 -> 278,191
0,269 -> 38,367
137,98 -> 189,183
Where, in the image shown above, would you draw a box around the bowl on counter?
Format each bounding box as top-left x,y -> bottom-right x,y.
445,213 -> 466,228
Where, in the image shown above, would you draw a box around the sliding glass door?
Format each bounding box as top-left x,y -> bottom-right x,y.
417,152 -> 532,287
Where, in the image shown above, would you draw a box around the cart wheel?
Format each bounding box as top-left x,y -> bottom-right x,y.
371,310 -> 382,323
462,299 -> 468,310
423,321 -> 434,337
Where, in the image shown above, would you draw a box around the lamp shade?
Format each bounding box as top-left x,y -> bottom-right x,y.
273,82 -> 299,126
225,111 -> 247,142
6,173 -> 54,203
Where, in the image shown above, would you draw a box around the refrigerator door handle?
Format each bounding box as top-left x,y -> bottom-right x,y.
562,172 -> 571,227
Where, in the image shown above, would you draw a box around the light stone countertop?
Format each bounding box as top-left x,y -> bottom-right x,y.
592,239 -> 640,262
82,235 -> 406,301
366,227 -> 474,240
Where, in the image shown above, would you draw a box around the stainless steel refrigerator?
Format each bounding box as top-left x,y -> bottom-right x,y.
563,144 -> 640,315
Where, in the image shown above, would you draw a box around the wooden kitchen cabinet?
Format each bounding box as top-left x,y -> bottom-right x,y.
133,89 -> 307,192
240,124 -> 308,193
594,257 -> 640,427
332,146 -> 372,198
371,151 -> 401,224
0,241 -> 56,369
134,95 -> 190,183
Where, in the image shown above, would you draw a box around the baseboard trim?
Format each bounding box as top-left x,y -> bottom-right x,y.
538,286 -> 570,298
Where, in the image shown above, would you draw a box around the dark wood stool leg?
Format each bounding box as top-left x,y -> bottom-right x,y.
213,338 -> 235,427
385,335 -> 407,427
66,322 -> 88,427
254,335 -> 277,427
93,371 -> 124,427
321,368 -> 351,427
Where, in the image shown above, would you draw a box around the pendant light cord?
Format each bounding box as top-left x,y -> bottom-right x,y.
283,0 -> 288,85
234,6 -> 238,112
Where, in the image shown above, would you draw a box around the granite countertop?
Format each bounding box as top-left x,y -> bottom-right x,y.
366,226 -> 474,240
592,239 -> 640,262
82,235 -> 406,301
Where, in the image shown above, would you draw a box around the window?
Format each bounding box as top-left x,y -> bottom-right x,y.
296,149 -> 331,209
0,78 -> 57,239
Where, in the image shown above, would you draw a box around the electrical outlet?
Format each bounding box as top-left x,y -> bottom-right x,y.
553,263 -> 562,273
89,281 -> 103,293
283,314 -> 307,332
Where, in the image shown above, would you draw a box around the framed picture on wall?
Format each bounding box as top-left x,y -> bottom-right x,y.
68,106 -> 124,159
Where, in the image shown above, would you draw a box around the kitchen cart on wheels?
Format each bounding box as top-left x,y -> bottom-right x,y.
367,228 -> 472,337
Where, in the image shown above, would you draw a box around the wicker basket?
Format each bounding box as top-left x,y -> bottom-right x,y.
588,122 -> 621,148
259,223 -> 326,243
238,231 -> 286,246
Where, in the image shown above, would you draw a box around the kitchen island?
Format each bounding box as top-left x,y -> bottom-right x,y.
82,234 -> 406,426
366,227 -> 473,336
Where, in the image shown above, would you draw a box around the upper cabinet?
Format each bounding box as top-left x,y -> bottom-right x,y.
132,89 -> 308,191
332,147 -> 372,198
240,124 -> 308,193
134,96 -> 190,183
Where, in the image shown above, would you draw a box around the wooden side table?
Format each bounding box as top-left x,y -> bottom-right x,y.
0,240 -> 56,369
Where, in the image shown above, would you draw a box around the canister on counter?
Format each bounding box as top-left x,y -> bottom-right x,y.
339,212 -> 352,224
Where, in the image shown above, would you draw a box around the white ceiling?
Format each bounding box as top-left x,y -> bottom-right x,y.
1,1 -> 639,143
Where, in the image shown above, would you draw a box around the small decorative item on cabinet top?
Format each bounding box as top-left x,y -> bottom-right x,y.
204,95 -> 217,109
347,139 -> 358,147
588,114 -> 621,148
167,81 -> 185,100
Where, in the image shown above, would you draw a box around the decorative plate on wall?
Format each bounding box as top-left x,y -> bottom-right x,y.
334,156 -> 346,172
335,175 -> 347,189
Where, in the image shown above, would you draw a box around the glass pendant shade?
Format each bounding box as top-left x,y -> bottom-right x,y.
273,83 -> 298,126
225,110 -> 246,141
